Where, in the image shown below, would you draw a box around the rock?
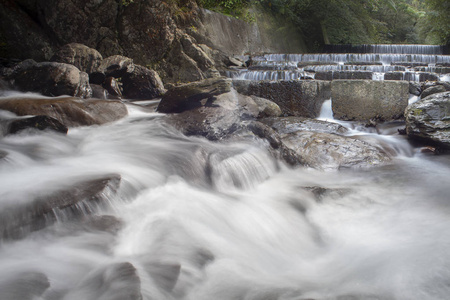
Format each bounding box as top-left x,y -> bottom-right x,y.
0,271 -> 50,300
64,262 -> 142,300
122,65 -> 166,100
7,115 -> 68,135
164,90 -> 258,140
50,43 -> 103,74
331,80 -> 409,122
0,175 -> 121,240
7,60 -> 92,98
233,80 -> 331,118
96,55 -> 135,78
405,91 -> 450,148
157,77 -> 232,113
261,116 -> 348,135
0,97 -> 128,127
103,77 -> 122,99
281,131 -> 390,170
250,96 -> 282,118
421,85 -> 446,99
180,34 -> 215,72
409,82 -> 421,96
81,215 -> 124,235
314,71 -> 372,81
90,84 -> 108,99
420,72 -> 439,82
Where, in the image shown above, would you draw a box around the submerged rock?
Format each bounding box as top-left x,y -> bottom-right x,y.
0,271 -> 50,300
7,115 -> 68,135
405,91 -> 450,148
63,262 -> 142,300
331,80 -> 409,122
0,175 -> 121,240
0,97 -> 128,127
6,60 -> 92,98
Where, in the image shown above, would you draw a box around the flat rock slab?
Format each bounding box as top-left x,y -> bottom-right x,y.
0,97 -> 128,127
331,80 -> 409,122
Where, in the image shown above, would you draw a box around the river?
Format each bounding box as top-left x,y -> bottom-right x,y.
0,97 -> 450,300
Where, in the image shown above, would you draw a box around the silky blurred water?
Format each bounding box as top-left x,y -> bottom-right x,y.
0,101 -> 450,300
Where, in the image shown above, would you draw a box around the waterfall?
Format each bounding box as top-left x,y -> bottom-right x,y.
323,44 -> 447,55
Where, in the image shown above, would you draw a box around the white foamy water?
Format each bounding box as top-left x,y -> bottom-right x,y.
0,101 -> 450,300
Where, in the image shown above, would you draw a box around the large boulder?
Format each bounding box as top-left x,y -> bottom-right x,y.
122,65 -> 166,100
0,271 -> 50,300
233,80 -> 331,118
280,131 -> 390,170
0,97 -> 128,127
90,55 -> 135,84
6,115 -> 68,135
7,60 -> 92,98
50,43 -> 103,74
0,175 -> 121,240
164,90 -> 258,140
250,96 -> 282,118
157,77 -> 232,113
405,91 -> 450,148
421,85 -> 446,99
331,80 -> 409,122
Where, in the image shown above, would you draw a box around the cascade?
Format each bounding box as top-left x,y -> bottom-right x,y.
229,44 -> 450,82
1,45 -> 450,300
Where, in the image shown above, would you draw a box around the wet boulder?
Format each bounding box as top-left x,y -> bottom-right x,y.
90,55 -> 135,84
164,90 -> 258,140
331,80 -> 409,122
421,85 -> 446,99
280,131 -> 390,170
250,95 -> 282,118
102,76 -> 123,99
157,77 -> 232,113
50,43 -> 103,74
122,65 -> 166,100
261,116 -> 348,135
7,115 -> 68,135
64,262 -> 142,300
6,60 -> 92,98
0,175 -> 121,240
233,79 -> 331,118
405,91 -> 450,148
0,97 -> 128,127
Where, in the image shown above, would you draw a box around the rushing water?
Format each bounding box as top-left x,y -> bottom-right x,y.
1,98 -> 450,300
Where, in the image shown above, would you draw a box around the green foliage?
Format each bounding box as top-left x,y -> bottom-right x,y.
418,0 -> 450,44
121,0 -> 134,6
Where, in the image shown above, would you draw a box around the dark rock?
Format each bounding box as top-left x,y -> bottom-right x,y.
64,262 -> 142,300
7,60 -> 92,98
0,175 -> 121,240
250,96 -> 282,118
421,85 -> 446,99
97,55 -> 135,78
122,65 -> 166,100
261,116 -> 348,135
103,77 -> 122,99
90,84 -> 108,99
164,90 -> 258,140
314,71 -> 372,81
244,121 -> 282,149
180,34 -> 214,72
409,82 -> 421,96
233,80 -> 331,118
118,0 -> 177,64
81,215 -> 123,235
7,115 -> 68,135
0,271 -> 50,300
0,97 -> 128,127
51,43 -> 103,74
157,77 -> 232,113
405,91 -> 450,148
280,131 -> 390,170
331,80 -> 409,122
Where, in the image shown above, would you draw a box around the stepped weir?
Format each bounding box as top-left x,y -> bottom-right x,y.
228,44 -> 450,82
